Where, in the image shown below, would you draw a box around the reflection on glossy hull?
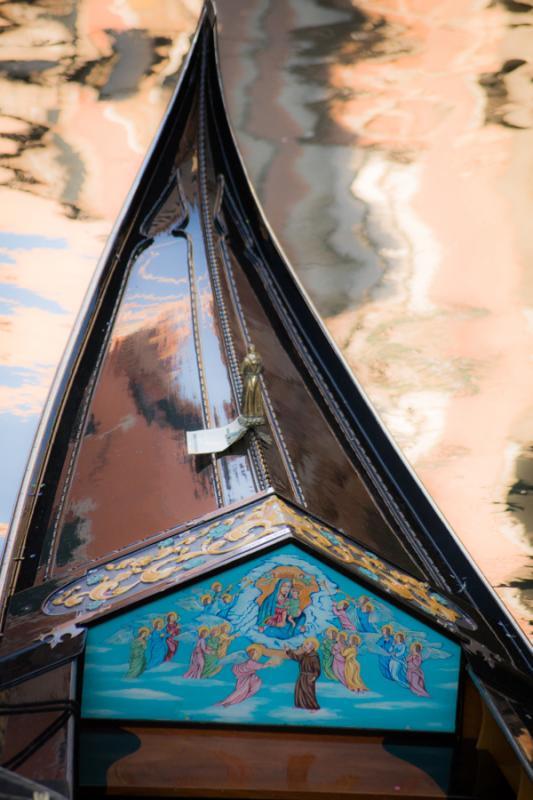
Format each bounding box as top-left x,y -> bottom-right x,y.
46,202 -> 258,576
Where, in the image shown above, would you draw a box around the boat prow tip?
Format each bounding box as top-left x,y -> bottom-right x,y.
203,0 -> 218,26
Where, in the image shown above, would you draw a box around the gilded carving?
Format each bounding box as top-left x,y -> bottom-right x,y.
44,495 -> 474,634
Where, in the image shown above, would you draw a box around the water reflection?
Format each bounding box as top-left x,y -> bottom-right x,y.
1,0 -> 532,636
0,0 -> 201,547
217,0 -> 533,636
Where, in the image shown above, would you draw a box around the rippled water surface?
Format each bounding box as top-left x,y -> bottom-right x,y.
1,0 -> 532,637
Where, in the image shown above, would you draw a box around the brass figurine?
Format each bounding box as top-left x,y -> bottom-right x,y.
240,345 -> 264,423
186,344 -> 268,455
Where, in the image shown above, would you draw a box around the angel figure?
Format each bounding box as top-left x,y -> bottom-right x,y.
406,641 -> 430,697
217,644 -> 277,707
126,627 -> 150,679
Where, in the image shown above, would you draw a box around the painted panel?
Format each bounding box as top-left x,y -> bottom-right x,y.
82,543 -> 461,732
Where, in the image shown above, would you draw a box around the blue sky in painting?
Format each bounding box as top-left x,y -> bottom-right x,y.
83,543 -> 461,732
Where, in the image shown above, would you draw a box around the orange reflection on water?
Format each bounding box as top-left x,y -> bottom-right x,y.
215,0 -> 532,637
325,0 -> 533,636
0,0 -> 200,531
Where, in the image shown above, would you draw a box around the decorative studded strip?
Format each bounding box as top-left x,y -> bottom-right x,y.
209,167 -> 307,506
211,177 -> 270,490
197,38 -> 267,494
218,233 -> 306,506
184,227 -> 224,506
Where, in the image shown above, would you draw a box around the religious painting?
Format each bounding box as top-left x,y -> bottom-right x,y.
82,543 -> 461,732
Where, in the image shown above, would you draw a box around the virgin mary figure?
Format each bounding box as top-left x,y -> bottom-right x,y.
257,579 -> 306,639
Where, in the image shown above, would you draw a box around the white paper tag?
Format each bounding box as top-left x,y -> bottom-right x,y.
186,416 -> 249,455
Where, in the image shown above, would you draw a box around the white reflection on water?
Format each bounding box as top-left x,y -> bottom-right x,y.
0,0 -> 201,548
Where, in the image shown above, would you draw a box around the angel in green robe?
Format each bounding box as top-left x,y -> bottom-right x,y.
201,626 -> 223,678
320,626 -> 338,681
126,626 -> 150,679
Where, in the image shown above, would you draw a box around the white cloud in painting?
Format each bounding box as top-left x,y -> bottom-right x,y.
87,709 -> 121,717
107,627 -> 134,645
86,646 -> 111,654
268,705 -> 339,722
160,676 -> 226,687
271,681 -> 382,701
318,684 -> 382,700
96,688 -> 179,701
84,663 -> 129,673
269,682 -> 297,694
197,697 -> 268,723
148,660 -> 188,674
355,700 -> 439,711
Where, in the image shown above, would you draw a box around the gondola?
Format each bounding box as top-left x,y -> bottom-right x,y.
0,3 -> 531,798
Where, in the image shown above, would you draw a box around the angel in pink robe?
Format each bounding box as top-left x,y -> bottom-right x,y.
184,626 -> 210,678
332,631 -> 348,683
217,645 -> 275,706
332,600 -> 356,631
164,612 -> 180,662
406,642 -> 430,697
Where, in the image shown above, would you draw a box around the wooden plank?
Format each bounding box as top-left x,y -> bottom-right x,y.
82,726 -> 453,798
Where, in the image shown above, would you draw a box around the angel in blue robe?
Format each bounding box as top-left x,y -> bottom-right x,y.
217,592 -> 236,619
389,632 -> 409,688
146,618 -> 168,669
376,624 -> 395,679
355,596 -> 378,633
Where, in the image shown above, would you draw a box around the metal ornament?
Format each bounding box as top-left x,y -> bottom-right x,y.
240,344 -> 265,423
186,346 -> 266,455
